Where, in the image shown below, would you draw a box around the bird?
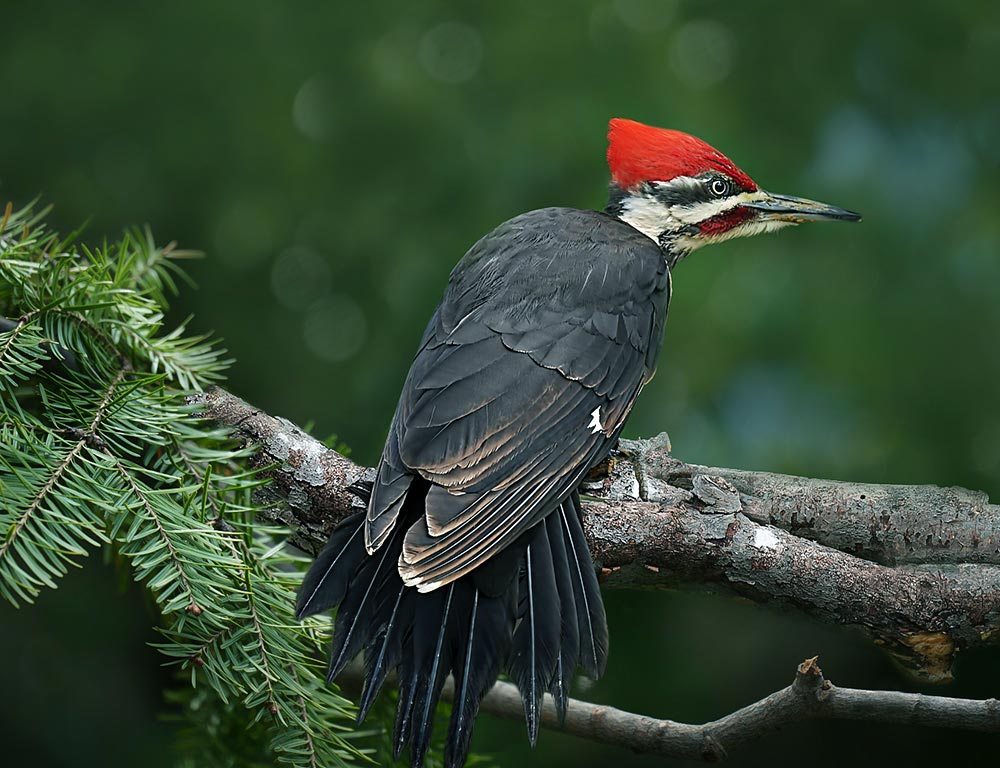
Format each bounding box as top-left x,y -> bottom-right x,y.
296,117 -> 860,767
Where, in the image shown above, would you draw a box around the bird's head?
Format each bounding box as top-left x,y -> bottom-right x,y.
606,118 -> 860,263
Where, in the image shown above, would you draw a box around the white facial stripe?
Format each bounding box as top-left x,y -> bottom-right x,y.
651,175 -> 703,195
669,189 -> 768,225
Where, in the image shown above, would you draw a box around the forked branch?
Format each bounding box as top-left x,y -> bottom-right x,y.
457,657 -> 1000,761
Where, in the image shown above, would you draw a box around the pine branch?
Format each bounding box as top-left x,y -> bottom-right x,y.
111,458 -> 203,614
0,365 -> 130,603
220,529 -> 283,719
0,205 -> 364,768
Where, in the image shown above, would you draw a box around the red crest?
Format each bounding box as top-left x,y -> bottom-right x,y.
607,119 -> 757,191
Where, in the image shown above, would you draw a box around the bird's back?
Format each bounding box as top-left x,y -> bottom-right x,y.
297,205 -> 669,768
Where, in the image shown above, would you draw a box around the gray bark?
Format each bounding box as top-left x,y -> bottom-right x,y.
447,658 -> 1000,761
639,439 -> 1000,567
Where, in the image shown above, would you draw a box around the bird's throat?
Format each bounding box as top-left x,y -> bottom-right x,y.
606,189 -> 693,269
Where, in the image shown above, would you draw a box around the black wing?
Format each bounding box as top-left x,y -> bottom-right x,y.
366,208 -> 669,591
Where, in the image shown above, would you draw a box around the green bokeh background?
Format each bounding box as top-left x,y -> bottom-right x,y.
2,1 -> 999,766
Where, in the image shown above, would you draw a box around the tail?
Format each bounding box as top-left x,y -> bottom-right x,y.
296,488 -> 608,768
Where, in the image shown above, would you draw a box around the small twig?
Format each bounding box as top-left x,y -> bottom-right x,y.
336,658 -> 1000,761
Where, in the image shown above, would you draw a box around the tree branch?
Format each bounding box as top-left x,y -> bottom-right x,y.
469,658 -> 1000,760
335,657 -> 1000,761
190,386 -> 1000,681
189,385 -> 1000,754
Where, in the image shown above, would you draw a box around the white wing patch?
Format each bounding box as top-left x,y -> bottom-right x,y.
588,407 -> 604,434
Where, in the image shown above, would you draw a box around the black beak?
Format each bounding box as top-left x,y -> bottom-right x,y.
743,192 -> 862,224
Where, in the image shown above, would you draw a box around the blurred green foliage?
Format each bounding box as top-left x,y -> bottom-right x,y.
1,1 -> 999,766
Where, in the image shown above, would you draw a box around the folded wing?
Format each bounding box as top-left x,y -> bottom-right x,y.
366,209 -> 670,590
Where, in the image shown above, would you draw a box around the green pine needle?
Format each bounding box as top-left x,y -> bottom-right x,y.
0,203 -> 371,768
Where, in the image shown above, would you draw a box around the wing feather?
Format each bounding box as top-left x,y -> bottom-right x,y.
364,209 -> 670,588
393,318 -> 647,588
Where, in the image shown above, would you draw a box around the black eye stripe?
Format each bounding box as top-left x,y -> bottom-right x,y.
651,174 -> 736,207
651,177 -> 712,206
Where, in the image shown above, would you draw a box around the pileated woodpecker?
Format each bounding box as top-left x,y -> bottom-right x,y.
297,118 -> 860,767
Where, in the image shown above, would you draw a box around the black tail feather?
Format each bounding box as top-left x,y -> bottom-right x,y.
357,582 -> 409,723
444,584 -> 513,768
326,522 -> 403,681
507,522 -> 561,746
297,487 -> 608,768
409,584 -> 456,768
544,509 -> 579,724
445,588 -> 483,768
295,512 -> 367,620
551,652 -> 568,725
559,492 -> 609,678
393,652 -> 419,761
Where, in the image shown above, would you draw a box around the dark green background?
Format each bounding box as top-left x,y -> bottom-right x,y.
2,1 -> 999,766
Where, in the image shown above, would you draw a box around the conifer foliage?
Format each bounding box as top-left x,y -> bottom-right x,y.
0,203 -> 365,767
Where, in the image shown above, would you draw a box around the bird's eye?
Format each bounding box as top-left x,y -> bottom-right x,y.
710,178 -> 730,197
